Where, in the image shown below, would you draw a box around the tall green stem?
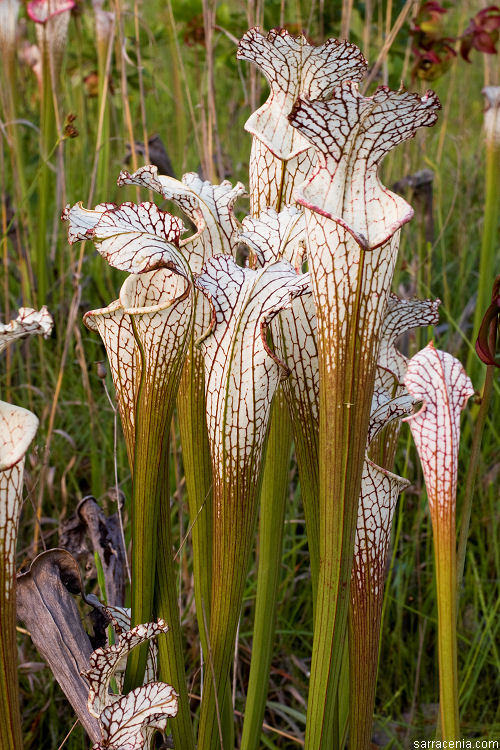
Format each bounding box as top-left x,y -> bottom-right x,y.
404,345 -> 474,742
124,321 -> 161,689
305,245 -> 389,749
177,344 -> 213,655
282,372 -> 320,600
177,341 -> 235,749
435,524 -> 459,740
123,303 -> 189,692
196,438 -> 266,749
155,447 -> 196,749
240,391 -> 292,750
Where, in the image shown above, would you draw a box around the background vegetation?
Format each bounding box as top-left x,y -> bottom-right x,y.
1,0 -> 498,747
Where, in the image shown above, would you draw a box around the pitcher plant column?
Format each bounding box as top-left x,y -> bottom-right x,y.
289,84 -> 440,747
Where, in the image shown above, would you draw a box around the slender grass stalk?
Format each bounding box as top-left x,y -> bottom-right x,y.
0,31 -> 34,252
30,2 -> 73,305
467,87 -> 500,380
456,365 -> 494,593
164,0 -> 203,162
458,275 -> 499,591
94,2 -> 115,201
240,390 -> 291,750
37,45 -> 57,305
361,0 -> 415,93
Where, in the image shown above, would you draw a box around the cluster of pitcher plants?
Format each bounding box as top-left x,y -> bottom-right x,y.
2,22 -> 494,750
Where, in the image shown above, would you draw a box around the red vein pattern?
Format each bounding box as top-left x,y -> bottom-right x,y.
62,202 -> 117,243
117,166 -> 245,273
237,27 -> 368,161
404,344 -> 474,521
194,254 -> 310,747
288,82 -> 440,748
63,201 -> 189,276
196,255 -> 309,485
103,607 -> 158,689
376,294 -> 441,394
0,306 -> 53,354
82,621 -> 178,750
84,270 -> 191,466
371,294 -> 441,468
238,207 -> 322,589
238,28 -> 367,215
403,344 -> 473,741
112,168 -> 246,704
116,166 -> 245,340
248,139 -> 317,217
83,621 -> 169,717
239,205 -> 306,269
291,84 -> 440,247
0,404 -> 39,594
348,392 -> 412,750
92,681 -> 178,750
354,393 -> 413,593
